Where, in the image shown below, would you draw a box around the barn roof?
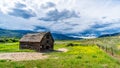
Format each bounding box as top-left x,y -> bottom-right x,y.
20,32 -> 49,42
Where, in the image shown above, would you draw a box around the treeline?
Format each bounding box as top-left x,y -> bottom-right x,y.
0,37 -> 19,43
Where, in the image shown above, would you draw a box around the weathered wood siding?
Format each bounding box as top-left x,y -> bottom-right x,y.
40,33 -> 54,51
20,42 -> 40,51
20,32 -> 54,52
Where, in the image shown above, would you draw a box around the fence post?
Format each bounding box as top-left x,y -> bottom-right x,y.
111,47 -> 114,56
102,46 -> 104,50
105,46 -> 107,52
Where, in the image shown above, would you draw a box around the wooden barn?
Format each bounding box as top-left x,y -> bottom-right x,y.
19,32 -> 54,52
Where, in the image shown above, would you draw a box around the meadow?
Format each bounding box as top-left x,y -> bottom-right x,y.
0,42 -> 34,52
79,36 -> 120,56
0,40 -> 120,68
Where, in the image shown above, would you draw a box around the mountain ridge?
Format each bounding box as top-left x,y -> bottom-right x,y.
98,32 -> 120,38
0,28 -> 80,40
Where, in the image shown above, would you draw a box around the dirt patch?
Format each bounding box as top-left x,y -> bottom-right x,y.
57,48 -> 68,52
0,52 -> 48,61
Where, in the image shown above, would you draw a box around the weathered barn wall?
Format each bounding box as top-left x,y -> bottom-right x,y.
20,42 -> 41,51
19,32 -> 54,52
40,33 -> 54,51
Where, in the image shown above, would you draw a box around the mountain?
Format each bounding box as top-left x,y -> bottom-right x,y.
52,33 -> 81,40
0,28 -> 34,38
76,23 -> 120,38
0,28 -> 81,40
98,32 -> 120,38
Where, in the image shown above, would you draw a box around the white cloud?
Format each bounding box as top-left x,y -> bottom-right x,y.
0,0 -> 120,36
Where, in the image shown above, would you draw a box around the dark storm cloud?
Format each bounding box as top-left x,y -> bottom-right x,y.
39,9 -> 79,21
34,26 -> 49,31
8,8 -> 36,19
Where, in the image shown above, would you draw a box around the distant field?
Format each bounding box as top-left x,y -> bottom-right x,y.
0,40 -> 120,68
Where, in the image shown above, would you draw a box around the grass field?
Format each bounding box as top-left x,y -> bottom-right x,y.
80,36 -> 120,56
0,42 -> 34,52
0,40 -> 120,68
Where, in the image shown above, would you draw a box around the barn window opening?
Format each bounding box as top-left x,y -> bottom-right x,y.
46,40 -> 49,43
46,35 -> 49,39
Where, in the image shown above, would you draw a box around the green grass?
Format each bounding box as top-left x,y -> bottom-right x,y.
0,42 -> 34,52
79,36 -> 120,56
0,41 -> 120,68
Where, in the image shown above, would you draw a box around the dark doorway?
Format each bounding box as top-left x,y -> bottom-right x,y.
46,46 -> 49,49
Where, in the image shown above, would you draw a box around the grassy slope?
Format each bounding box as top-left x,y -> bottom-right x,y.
0,41 -> 119,68
80,36 -> 120,55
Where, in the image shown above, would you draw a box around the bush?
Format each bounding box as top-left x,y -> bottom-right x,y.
12,39 -> 19,42
0,38 -> 19,43
76,56 -> 82,59
92,55 -> 97,58
0,39 -> 5,43
0,60 -> 7,62
66,43 -> 74,46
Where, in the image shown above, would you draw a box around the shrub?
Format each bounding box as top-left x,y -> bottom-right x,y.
0,60 -> 7,62
76,56 -> 82,59
0,38 -> 19,43
66,43 -> 74,46
92,55 -> 97,58
0,39 -> 5,43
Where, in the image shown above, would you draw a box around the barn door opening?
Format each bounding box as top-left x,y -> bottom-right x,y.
46,46 -> 49,49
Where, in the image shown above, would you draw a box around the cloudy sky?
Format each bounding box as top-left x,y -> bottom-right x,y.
0,0 -> 120,37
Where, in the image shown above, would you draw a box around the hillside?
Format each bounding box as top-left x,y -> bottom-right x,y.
80,35 -> 120,61
0,28 -> 80,40
0,28 -> 34,38
99,32 -> 120,38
